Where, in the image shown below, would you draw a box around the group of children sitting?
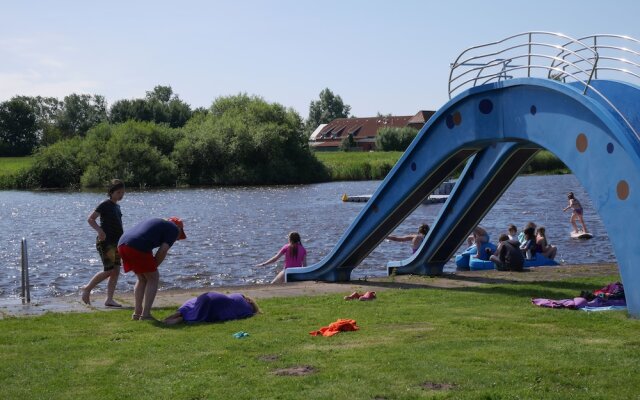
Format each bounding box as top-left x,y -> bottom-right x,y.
471,222 -> 557,271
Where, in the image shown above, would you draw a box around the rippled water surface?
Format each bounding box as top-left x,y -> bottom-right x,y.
1,175 -> 614,299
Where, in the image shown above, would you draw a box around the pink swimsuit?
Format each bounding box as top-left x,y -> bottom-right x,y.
278,243 -> 307,268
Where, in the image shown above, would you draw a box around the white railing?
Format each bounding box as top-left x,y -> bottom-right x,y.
449,32 -> 640,141
449,32 -> 598,99
555,34 -> 640,82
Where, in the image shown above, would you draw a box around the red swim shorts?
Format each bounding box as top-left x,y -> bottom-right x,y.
118,244 -> 157,274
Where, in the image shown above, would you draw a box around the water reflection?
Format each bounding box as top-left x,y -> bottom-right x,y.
0,175 -> 613,299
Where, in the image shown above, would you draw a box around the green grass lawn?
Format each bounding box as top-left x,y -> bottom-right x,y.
1,274 -> 637,399
0,156 -> 33,176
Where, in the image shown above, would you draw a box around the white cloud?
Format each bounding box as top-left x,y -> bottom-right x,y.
0,71 -> 100,100
0,35 -> 102,100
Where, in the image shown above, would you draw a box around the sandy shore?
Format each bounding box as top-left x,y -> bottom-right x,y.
0,263 -> 619,318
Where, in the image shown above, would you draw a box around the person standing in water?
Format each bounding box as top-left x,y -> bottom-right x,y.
387,224 -> 430,253
256,232 -> 307,284
83,179 -> 125,307
563,192 -> 588,233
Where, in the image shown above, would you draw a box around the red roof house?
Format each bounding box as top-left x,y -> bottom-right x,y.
309,110 -> 434,151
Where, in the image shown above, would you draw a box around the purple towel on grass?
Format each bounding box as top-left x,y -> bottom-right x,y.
531,296 -> 626,310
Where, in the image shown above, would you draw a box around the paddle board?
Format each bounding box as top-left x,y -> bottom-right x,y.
571,231 -> 593,239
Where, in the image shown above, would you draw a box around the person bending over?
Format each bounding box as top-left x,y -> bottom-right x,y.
118,217 -> 186,321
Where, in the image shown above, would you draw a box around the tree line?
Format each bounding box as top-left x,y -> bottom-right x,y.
0,86 -> 195,157
0,84 -> 422,188
5,93 -> 333,189
0,86 -> 354,188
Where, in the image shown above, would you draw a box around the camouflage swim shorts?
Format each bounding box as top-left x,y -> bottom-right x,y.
96,239 -> 122,271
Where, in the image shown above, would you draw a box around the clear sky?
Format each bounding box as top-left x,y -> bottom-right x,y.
2,0 -> 640,118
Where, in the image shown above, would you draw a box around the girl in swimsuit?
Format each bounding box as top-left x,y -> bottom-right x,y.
387,224 -> 430,254
563,192 -> 588,233
535,226 -> 557,260
257,232 -> 307,284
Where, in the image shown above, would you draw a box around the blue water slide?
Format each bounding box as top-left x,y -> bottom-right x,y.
287,77 -> 640,317
387,142 -> 539,275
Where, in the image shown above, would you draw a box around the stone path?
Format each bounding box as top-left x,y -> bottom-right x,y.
0,263 -> 619,318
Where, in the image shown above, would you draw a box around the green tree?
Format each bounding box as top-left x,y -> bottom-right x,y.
0,97 -> 39,156
109,85 -> 192,128
25,137 -> 84,188
340,133 -> 356,151
375,126 -> 419,151
304,88 -> 351,137
79,121 -> 180,188
56,94 -> 108,138
174,93 -> 328,185
146,85 -> 174,103
110,99 -> 151,124
15,96 -> 63,146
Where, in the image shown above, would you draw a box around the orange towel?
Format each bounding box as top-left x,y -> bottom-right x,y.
309,318 -> 359,337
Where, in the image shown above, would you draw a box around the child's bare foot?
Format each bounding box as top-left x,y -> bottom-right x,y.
81,288 -> 91,305
105,300 -> 122,307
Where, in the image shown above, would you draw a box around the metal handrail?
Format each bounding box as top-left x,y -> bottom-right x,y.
570,34 -> 640,81
449,31 -> 598,98
21,238 -> 30,304
552,34 -> 640,140
449,54 -> 591,95
449,32 -> 640,142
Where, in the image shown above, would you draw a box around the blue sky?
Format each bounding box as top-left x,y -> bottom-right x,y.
2,0 -> 640,118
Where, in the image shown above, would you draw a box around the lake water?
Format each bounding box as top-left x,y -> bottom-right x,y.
0,174 -> 614,300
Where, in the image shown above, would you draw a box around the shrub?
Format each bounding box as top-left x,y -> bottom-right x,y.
375,126 -> 418,151
26,138 -> 83,188
174,94 -> 328,185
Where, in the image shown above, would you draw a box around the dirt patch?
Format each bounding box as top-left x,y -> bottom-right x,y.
420,381 -> 456,391
272,365 -> 317,376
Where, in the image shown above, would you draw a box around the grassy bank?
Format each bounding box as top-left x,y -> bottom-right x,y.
0,156 -> 33,176
0,157 -> 33,188
0,151 -> 571,188
315,151 -> 403,180
316,150 -> 569,181
1,274 -> 637,399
